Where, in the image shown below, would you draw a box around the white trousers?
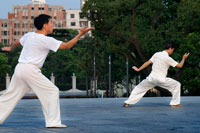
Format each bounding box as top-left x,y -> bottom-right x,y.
0,63 -> 62,127
125,75 -> 181,105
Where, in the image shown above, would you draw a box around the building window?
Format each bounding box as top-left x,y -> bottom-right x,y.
1,23 -> 8,27
71,22 -> 76,26
22,23 -> 28,28
32,7 -> 34,10
3,31 -> 8,36
58,23 -> 62,28
80,21 -> 88,27
14,23 -> 20,28
3,23 -> 8,27
70,14 -> 75,18
30,23 -> 34,28
31,16 -> 34,19
22,32 -> 27,35
49,8 -> 52,11
3,39 -> 7,44
38,7 -> 44,10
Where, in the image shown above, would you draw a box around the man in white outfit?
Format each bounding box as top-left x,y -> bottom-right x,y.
0,14 -> 93,128
123,43 -> 189,108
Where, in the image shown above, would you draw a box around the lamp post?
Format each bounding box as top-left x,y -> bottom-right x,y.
126,58 -> 129,97
93,56 -> 96,97
86,75 -> 88,97
109,55 -> 112,97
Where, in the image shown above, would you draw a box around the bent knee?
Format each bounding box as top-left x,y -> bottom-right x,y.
176,82 -> 181,87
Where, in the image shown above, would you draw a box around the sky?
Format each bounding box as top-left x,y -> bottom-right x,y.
0,0 -> 81,19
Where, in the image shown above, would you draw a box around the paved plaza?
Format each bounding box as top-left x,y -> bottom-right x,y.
0,97 -> 200,133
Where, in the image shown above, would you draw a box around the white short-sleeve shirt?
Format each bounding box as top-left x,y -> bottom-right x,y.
19,32 -> 62,68
149,51 -> 178,80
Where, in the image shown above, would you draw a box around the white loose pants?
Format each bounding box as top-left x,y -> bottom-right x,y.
0,63 -> 62,127
125,75 -> 181,105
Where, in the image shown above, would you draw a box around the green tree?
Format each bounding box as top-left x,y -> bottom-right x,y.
0,44 -> 11,90
81,0 -> 200,95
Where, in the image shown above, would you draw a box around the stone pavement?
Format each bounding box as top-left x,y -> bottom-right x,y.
0,97 -> 200,133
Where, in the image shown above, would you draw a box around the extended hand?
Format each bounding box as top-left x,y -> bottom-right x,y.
80,27 -> 94,35
132,66 -> 139,72
1,47 -> 12,52
183,53 -> 190,59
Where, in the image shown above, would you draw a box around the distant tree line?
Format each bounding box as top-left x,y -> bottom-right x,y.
0,0 -> 199,96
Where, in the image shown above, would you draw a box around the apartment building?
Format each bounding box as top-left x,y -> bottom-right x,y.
66,9 -> 91,31
66,0 -> 91,33
0,0 -> 66,45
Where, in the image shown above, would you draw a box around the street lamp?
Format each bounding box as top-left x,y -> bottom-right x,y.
93,56 -> 96,97
126,57 -> 129,97
109,55 -> 111,97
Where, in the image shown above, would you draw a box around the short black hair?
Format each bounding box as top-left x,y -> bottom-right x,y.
164,42 -> 176,50
34,14 -> 52,30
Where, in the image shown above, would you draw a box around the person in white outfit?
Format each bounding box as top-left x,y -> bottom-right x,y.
0,14 -> 93,128
123,43 -> 189,108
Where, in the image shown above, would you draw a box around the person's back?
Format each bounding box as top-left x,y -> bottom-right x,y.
149,51 -> 178,83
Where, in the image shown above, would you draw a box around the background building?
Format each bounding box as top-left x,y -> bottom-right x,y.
66,0 -> 91,35
0,0 -> 66,45
66,9 -> 91,31
0,0 -> 91,46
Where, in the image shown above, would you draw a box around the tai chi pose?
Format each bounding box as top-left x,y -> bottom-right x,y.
0,14 -> 93,128
123,43 -> 189,108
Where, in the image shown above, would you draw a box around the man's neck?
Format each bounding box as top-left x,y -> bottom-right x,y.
36,30 -> 47,35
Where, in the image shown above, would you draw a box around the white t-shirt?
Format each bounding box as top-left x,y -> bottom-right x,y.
148,51 -> 178,81
19,32 -> 62,68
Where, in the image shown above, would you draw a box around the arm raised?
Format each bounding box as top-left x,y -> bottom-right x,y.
176,53 -> 190,68
132,60 -> 152,72
59,27 -> 94,49
1,40 -> 21,52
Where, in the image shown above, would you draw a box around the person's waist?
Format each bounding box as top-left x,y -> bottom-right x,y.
150,71 -> 167,77
18,62 -> 40,69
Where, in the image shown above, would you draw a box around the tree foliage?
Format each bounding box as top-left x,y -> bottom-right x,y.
81,0 -> 200,95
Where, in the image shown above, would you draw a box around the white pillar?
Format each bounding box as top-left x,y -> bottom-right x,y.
6,73 -> 10,89
72,73 -> 76,89
50,73 -> 55,84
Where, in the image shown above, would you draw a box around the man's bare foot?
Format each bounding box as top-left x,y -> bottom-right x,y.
123,103 -> 130,107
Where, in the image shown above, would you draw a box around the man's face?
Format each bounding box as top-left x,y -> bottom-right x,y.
169,48 -> 174,55
47,20 -> 53,34
44,19 -> 53,34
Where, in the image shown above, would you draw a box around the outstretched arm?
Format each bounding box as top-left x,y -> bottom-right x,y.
176,53 -> 190,68
132,60 -> 152,72
1,40 -> 21,52
59,27 -> 94,49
